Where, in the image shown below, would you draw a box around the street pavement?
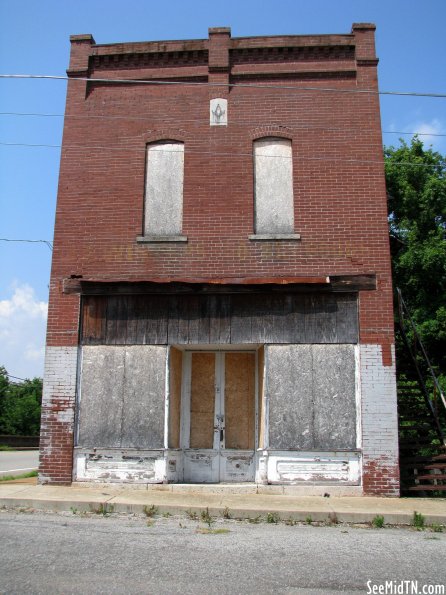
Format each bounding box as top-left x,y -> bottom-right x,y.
0,450 -> 39,477
0,510 -> 445,594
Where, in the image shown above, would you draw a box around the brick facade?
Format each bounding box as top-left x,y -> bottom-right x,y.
40,24 -> 399,494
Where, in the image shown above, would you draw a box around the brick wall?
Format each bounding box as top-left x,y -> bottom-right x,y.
39,347 -> 78,484
360,344 -> 399,495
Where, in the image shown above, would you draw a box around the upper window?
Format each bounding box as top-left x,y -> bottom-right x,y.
253,137 -> 295,237
142,141 -> 185,240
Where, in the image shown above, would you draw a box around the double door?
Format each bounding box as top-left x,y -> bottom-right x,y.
181,351 -> 256,482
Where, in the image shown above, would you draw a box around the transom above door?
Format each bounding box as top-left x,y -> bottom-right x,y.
180,351 -> 257,482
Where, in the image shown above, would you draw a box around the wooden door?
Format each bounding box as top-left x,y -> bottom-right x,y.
182,351 -> 256,482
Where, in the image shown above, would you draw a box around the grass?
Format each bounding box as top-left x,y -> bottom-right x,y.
91,502 -> 115,516
0,470 -> 37,482
372,515 -> 385,529
412,511 -> 425,530
200,507 -> 214,528
266,512 -> 280,524
196,527 -> 230,535
143,505 -> 158,518
0,445 -> 14,451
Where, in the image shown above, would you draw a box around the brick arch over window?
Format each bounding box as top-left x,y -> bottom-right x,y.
249,126 -> 293,141
253,136 -> 294,235
143,139 -> 185,238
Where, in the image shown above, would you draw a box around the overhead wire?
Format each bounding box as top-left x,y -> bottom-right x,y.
0,110 -> 445,138
0,73 -> 445,98
0,238 -> 53,250
0,141 -> 444,170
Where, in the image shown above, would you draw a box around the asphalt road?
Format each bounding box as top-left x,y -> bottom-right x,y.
0,510 -> 445,594
0,450 -> 39,476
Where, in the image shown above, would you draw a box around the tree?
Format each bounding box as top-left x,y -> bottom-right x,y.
0,367 -> 42,436
385,137 -> 446,382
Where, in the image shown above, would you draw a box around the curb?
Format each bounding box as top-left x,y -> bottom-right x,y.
1,497 -> 445,527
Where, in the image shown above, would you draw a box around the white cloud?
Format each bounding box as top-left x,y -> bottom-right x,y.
0,284 -> 48,379
404,118 -> 445,150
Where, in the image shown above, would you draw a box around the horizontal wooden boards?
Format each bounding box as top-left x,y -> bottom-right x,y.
81,292 -> 358,345
64,274 -> 376,295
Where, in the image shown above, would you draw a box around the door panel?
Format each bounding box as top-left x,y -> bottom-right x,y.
225,353 -> 255,450
189,353 -> 215,449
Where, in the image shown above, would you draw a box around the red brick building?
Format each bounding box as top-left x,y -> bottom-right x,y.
39,25 -> 399,495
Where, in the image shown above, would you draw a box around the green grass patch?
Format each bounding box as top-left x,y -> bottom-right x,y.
0,470 -> 37,482
0,445 -> 15,451
372,515 -> 385,529
413,511 -> 425,530
196,527 -> 230,535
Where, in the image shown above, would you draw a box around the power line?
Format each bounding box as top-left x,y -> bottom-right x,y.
0,73 -> 445,98
0,110 -> 445,138
7,374 -> 27,382
0,238 -> 53,251
0,141 -> 444,170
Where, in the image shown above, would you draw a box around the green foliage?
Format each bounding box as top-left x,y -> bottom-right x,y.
385,138 -> 446,382
0,367 -> 42,436
266,512 -> 280,524
200,507 -> 214,528
372,515 -> 385,529
0,470 -> 38,482
412,510 -> 425,529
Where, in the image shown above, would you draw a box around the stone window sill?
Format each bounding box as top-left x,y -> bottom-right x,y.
248,233 -> 301,241
136,235 -> 188,243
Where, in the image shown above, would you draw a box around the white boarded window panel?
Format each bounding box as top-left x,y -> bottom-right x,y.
144,142 -> 184,236
254,138 -> 294,234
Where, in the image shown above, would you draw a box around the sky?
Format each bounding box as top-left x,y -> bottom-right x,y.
0,0 -> 445,380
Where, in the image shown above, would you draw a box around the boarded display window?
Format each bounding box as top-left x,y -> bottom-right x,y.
267,344 -> 357,450
254,137 -> 294,234
77,345 -> 166,449
144,141 -> 184,236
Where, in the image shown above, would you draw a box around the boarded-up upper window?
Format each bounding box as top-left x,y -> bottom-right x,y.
254,137 -> 294,234
144,141 -> 184,236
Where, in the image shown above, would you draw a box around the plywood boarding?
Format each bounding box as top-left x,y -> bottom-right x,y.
190,353 -> 215,449
257,346 -> 265,449
78,345 -> 166,449
81,293 -> 358,345
267,344 -> 356,450
225,353 -> 255,450
168,347 -> 182,449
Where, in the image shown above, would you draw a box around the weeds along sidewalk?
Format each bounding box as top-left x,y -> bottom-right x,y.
0,482 -> 445,527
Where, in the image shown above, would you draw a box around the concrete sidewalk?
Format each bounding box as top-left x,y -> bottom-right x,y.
1,481 -> 445,525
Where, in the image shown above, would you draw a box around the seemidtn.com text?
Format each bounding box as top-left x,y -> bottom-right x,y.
367,582 -> 445,595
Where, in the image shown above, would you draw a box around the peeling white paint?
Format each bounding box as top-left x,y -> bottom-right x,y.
266,451 -> 361,485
